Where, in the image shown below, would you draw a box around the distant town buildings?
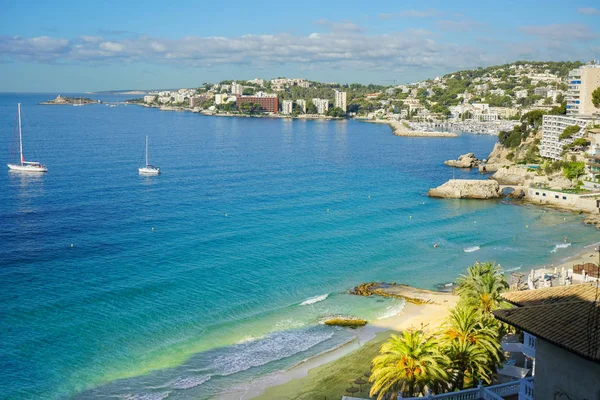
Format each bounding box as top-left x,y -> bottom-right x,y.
281,100 -> 293,115
334,90 -> 347,112
312,98 -> 329,114
567,64 -> 600,116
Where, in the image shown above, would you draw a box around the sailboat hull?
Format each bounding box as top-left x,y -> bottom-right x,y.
8,163 -> 48,173
138,167 -> 160,175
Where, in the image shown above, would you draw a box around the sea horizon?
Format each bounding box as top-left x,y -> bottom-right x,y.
1,92 -> 598,399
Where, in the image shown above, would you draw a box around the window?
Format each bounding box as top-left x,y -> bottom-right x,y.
535,192 -> 539,195
563,196 -> 567,200
543,193 -> 546,197
555,195 -> 559,199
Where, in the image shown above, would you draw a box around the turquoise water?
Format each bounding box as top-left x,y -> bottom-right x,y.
0,93 -> 597,399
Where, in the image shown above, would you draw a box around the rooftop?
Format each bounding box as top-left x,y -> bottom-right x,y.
493,283 -> 600,363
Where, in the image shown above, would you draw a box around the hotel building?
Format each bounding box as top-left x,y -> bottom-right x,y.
540,114 -> 591,160
566,64 -> 600,116
334,90 -> 347,112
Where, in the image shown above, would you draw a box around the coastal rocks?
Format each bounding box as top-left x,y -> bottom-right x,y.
507,188 -> 526,199
584,214 -> 600,229
323,318 -> 367,328
428,179 -> 502,199
350,282 -> 432,304
444,153 -> 480,168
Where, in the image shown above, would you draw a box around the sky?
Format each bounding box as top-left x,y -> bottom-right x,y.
1,0 -> 599,92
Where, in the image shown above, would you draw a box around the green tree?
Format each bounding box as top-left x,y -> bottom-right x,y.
370,330 -> 449,399
239,102 -> 263,115
559,125 -> 581,140
441,305 -> 503,390
242,88 -> 255,95
306,101 -> 318,114
593,87 -> 600,108
455,262 -> 509,315
326,106 -> 346,118
562,161 -> 585,180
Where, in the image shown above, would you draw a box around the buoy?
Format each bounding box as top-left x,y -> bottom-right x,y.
410,216 -> 412,219
327,209 -> 330,212
225,213 -> 228,217
70,244 -> 74,248
152,227 -> 154,231
526,225 -> 529,228
434,243 -> 438,248
368,196 -> 371,199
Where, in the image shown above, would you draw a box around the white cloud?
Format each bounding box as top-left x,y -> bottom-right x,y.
313,19 -> 363,33
99,41 -> 124,52
577,7 -> 600,15
380,8 -> 441,19
519,23 -> 597,41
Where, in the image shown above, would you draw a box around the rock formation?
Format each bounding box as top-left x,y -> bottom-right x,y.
428,179 -> 502,199
444,153 -> 480,168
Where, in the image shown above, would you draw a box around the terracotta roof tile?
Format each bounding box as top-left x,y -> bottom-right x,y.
501,283 -> 598,306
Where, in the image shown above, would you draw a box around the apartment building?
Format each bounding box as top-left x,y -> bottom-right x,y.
236,94 -> 279,113
231,82 -> 244,95
311,98 -> 329,114
334,90 -> 347,112
281,100 -> 293,115
540,114 -> 592,159
143,95 -> 155,103
566,64 -> 600,116
296,99 -> 306,113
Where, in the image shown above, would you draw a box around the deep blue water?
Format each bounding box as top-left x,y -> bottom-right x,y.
0,93 -> 596,399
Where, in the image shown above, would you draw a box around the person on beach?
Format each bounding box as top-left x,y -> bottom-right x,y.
564,236 -> 567,243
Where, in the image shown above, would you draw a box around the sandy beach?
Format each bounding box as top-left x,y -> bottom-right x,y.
359,119 -> 458,138
215,289 -> 458,400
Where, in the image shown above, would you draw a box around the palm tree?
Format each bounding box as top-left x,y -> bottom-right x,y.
441,304 -> 503,390
369,330 -> 449,399
456,262 -> 509,314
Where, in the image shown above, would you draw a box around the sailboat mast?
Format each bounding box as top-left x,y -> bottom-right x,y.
145,136 -> 149,166
18,103 -> 24,165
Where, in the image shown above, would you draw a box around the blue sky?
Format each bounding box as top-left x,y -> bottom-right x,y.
1,0 -> 599,92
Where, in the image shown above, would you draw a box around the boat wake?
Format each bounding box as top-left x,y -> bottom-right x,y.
551,243 -> 571,253
300,293 -> 329,306
464,246 -> 480,253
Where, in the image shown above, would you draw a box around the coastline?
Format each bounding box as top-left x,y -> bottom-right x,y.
357,118 -> 457,138
233,238 -> 600,400
217,290 -> 458,400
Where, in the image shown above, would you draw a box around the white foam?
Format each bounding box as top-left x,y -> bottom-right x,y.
169,375 -> 211,390
211,327 -> 335,376
464,246 -> 480,253
377,302 -> 405,320
551,243 -> 571,253
504,266 -> 521,272
121,392 -> 170,400
300,293 -> 329,306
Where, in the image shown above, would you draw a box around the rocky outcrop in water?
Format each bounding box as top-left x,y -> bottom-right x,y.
444,153 -> 481,168
584,214 -> 600,229
428,179 -> 502,199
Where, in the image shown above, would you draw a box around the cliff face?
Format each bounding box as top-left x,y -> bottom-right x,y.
444,153 -> 480,168
428,179 -> 502,199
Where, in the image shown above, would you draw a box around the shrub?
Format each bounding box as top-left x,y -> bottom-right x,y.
562,161 -> 585,180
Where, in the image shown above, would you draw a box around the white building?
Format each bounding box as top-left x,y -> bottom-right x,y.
515,89 -> 528,99
296,99 -> 306,113
247,78 -> 264,86
334,90 -> 347,112
540,114 -> 592,159
281,100 -> 293,115
215,93 -> 228,105
143,95 -> 155,103
312,98 -> 329,114
489,88 -> 505,96
174,93 -> 185,103
231,82 -> 244,95
567,64 -> 600,116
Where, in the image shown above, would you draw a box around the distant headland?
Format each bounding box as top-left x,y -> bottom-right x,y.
40,94 -> 100,105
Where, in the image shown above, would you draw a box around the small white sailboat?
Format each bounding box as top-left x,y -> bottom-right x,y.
138,136 -> 160,175
7,103 -> 47,173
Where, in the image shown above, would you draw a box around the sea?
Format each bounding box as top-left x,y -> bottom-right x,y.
0,93 -> 597,399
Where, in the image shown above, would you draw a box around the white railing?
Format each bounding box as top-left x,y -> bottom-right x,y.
523,332 -> 536,358
519,377 -> 534,400
399,377 -> 533,400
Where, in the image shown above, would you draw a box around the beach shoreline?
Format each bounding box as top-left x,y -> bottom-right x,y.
215,290 -> 458,400
230,239 -> 600,400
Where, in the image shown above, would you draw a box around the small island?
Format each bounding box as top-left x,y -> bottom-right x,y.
40,94 -> 100,105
